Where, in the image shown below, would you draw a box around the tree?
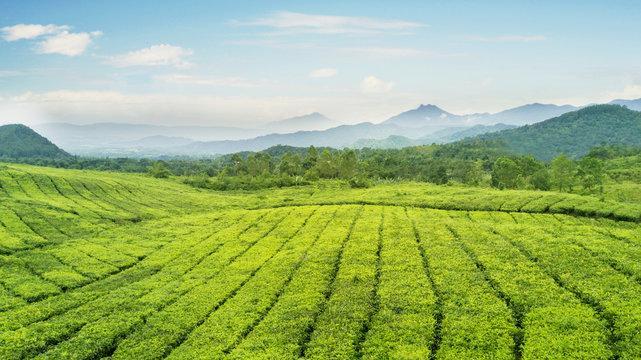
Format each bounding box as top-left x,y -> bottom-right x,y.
465,158 -> 485,186
246,154 -> 260,176
259,153 -> 275,175
530,168 -> 551,191
550,154 -> 576,191
491,157 -> 521,189
577,156 -> 604,192
231,153 -> 245,175
339,149 -> 357,179
516,155 -> 544,180
303,146 -> 319,170
318,150 -> 336,178
291,154 -> 303,176
279,152 -> 293,176
148,161 -> 171,178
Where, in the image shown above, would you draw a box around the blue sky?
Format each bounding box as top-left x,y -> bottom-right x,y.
1,0 -> 641,127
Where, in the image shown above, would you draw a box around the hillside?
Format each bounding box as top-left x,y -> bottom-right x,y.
479,105 -> 641,160
481,103 -> 577,126
0,124 -> 70,159
351,135 -> 419,149
421,123 -> 517,143
0,164 -> 641,359
350,124 -> 517,149
180,122 -> 405,154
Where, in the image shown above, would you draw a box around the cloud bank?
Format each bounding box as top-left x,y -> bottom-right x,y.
360,76 -> 395,94
308,68 -> 338,78
463,35 -> 547,42
1,24 -> 101,56
37,31 -> 102,56
107,44 -> 194,68
235,11 -> 425,35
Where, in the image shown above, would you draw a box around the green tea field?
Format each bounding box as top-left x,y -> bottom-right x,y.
1,163 -> 641,359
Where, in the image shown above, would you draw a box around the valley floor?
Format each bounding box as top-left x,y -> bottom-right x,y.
0,163 -> 640,359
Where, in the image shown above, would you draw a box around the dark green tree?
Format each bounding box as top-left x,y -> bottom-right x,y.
318,150 -> 337,178
530,168 -> 551,191
148,161 -> 171,178
491,157 -> 521,189
577,156 -> 604,192
339,149 -> 357,179
550,154 -> 576,191
303,145 -> 319,170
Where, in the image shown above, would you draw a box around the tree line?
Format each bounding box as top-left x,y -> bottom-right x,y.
175,142 -> 625,193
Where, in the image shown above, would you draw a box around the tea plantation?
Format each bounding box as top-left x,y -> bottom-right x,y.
1,163 -> 640,359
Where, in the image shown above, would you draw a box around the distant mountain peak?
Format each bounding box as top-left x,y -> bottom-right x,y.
418,104 -> 442,110
382,103 -> 457,129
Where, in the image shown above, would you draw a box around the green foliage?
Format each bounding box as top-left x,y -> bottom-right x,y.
577,156 -> 604,191
479,105 -> 641,160
147,161 -> 171,178
530,168 -> 551,191
491,157 -> 522,189
550,154 -> 576,191
348,175 -> 371,188
0,124 -> 70,159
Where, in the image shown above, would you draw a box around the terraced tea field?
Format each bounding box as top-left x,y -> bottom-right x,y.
1,163 -> 641,359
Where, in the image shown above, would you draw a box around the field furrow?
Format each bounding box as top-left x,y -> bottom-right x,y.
228,206 -> 362,360
106,207 -> 316,360
303,206 -> 384,359
1,163 -> 641,359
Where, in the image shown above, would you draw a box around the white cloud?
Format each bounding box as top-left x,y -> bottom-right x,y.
1,24 -> 69,41
2,89 -> 428,127
107,45 -> 194,68
308,68 -> 338,78
36,30 -> 101,56
360,76 -> 395,94
464,35 -> 547,42
345,47 -> 426,57
343,47 -> 466,58
155,73 -> 261,88
1,24 -> 100,56
604,85 -> 641,100
528,85 -> 641,109
0,102 -> 51,126
235,11 -> 424,35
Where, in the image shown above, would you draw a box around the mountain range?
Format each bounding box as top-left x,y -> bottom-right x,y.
22,97 -> 641,157
3,104 -> 641,163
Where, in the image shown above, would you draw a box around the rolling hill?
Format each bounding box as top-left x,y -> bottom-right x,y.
478,105 -> 641,160
0,124 -> 70,159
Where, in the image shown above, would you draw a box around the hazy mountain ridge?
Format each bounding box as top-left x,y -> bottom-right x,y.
352,123 -> 517,149
180,122 -> 404,154
140,103 -> 584,155
26,98 -> 641,157
265,112 -> 340,132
